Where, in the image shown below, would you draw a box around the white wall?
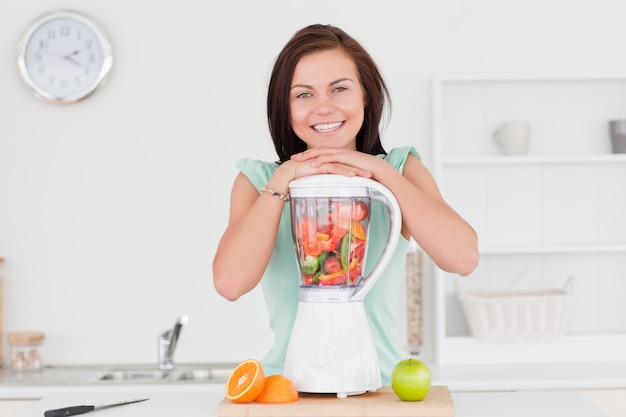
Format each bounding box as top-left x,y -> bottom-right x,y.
1,0 -> 626,365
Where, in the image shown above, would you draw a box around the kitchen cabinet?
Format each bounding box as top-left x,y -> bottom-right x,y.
430,75 -> 626,365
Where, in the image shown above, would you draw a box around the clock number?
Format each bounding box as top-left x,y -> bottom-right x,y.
47,29 -> 56,40
39,39 -> 49,50
85,39 -> 93,50
60,25 -> 71,36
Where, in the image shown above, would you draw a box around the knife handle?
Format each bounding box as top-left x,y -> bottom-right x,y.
44,405 -> 95,417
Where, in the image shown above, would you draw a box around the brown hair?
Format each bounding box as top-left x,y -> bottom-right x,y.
267,24 -> 390,162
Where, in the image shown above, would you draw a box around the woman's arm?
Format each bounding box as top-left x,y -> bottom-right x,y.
374,154 -> 479,276
212,157 -> 372,301
212,168 -> 290,301
292,148 -> 479,276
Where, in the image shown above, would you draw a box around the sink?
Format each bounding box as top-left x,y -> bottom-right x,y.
95,363 -> 238,384
98,369 -> 171,382
0,362 -> 238,389
175,367 -> 233,381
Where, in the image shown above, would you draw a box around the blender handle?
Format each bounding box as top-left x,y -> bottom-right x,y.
351,180 -> 402,302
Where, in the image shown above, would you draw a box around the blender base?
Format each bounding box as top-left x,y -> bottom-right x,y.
283,300 -> 382,398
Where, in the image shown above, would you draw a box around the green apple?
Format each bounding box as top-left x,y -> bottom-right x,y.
391,358 -> 432,401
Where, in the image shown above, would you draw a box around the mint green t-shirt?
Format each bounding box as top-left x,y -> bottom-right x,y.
235,146 -> 420,385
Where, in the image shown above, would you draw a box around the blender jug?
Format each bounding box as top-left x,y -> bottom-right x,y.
290,174 -> 402,302
285,174 -> 402,397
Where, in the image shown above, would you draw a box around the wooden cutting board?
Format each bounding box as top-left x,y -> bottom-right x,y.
217,386 -> 454,417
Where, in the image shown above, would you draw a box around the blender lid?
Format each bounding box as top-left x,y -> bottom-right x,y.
289,174 -> 375,198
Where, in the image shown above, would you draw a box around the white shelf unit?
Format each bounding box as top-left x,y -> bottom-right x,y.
430,75 -> 626,365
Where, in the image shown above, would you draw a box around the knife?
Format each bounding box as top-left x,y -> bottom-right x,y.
43,398 -> 149,417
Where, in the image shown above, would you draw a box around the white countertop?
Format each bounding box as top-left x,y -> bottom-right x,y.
4,362 -> 626,416
429,361 -> 626,391
15,389 -> 622,417
3,361 -> 625,399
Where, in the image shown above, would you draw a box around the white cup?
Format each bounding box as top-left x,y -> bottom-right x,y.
493,121 -> 530,156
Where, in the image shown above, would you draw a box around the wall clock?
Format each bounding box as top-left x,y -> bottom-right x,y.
17,10 -> 113,104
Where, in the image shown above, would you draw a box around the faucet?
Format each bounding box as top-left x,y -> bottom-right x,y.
157,315 -> 189,370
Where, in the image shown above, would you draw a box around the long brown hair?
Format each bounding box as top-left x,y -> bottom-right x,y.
267,24 -> 390,163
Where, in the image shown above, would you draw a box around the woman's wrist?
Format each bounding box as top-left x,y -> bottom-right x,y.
266,161 -> 297,194
260,186 -> 290,202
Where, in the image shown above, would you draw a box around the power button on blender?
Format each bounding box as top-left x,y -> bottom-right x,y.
309,345 -> 335,369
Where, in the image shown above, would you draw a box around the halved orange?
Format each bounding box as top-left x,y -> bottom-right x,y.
255,374 -> 299,403
225,359 -> 266,403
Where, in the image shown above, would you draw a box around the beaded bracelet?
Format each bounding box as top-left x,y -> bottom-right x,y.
261,186 -> 290,202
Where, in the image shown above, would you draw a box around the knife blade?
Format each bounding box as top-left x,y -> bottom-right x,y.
43,398 -> 149,417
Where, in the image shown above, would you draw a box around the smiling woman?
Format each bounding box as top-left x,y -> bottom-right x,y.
212,23 -> 478,386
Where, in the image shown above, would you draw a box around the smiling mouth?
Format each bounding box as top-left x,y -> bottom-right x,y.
312,121 -> 344,133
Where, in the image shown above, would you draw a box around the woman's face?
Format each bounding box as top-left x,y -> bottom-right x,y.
289,49 -> 365,150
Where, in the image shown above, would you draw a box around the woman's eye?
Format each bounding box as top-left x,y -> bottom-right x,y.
333,86 -> 348,93
296,92 -> 312,99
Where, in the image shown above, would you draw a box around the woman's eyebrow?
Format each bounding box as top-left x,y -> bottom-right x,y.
330,77 -> 354,86
290,77 -> 355,90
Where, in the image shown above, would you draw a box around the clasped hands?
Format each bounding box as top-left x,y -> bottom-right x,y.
288,147 -> 378,180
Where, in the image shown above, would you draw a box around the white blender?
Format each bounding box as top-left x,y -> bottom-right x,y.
283,174 -> 402,398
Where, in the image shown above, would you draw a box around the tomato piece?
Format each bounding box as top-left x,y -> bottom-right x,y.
332,202 -> 353,222
313,218 -> 332,234
303,239 -> 322,257
336,220 -> 366,241
303,274 -> 317,285
319,234 -> 342,252
331,201 -> 368,222
351,238 -> 366,260
347,265 -> 362,285
331,224 -> 347,238
323,256 -> 342,274
295,217 -> 321,256
297,217 -> 317,235
352,201 -> 369,222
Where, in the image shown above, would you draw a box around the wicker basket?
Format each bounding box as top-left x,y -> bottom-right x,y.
455,276 -> 575,339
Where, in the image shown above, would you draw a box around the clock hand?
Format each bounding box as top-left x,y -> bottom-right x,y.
63,50 -> 84,66
64,56 -> 84,66
39,49 -> 83,66
64,50 -> 81,58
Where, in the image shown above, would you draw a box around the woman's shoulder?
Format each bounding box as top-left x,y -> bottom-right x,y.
381,146 -> 421,170
235,158 -> 279,190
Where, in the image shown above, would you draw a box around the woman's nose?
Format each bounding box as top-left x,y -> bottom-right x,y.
314,95 -> 334,114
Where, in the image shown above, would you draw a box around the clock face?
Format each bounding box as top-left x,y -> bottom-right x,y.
18,11 -> 113,103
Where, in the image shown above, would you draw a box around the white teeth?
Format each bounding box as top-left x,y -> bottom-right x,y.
313,122 -> 342,133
